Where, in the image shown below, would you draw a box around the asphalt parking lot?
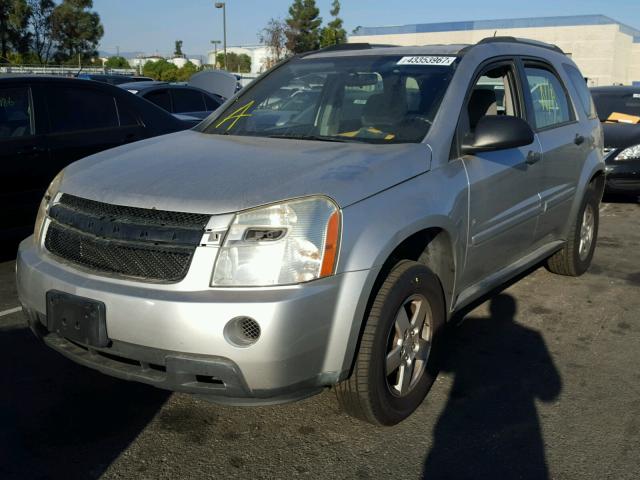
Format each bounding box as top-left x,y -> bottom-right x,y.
0,199 -> 638,480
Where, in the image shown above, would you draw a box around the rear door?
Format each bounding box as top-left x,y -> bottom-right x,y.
0,84 -> 50,237
520,60 -> 589,245
457,59 -> 543,289
45,84 -> 144,173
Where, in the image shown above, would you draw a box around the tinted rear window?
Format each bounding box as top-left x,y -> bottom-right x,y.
591,90 -> 640,121
144,90 -> 172,111
47,86 -> 119,133
204,95 -> 221,111
172,89 -> 205,113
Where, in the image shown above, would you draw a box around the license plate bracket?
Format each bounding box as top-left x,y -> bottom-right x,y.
46,290 -> 109,347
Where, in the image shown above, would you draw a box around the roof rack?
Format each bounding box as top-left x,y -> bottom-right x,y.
299,43 -> 397,57
477,36 -> 565,54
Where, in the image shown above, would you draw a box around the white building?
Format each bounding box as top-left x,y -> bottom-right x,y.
207,45 -> 272,74
350,14 -> 640,86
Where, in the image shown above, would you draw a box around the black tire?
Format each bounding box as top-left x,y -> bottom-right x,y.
335,260 -> 445,426
546,183 -> 600,276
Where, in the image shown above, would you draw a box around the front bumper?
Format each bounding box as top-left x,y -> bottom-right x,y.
17,236 -> 371,403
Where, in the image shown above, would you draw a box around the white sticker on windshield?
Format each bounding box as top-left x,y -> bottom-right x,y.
633,93 -> 640,99
397,56 -> 456,66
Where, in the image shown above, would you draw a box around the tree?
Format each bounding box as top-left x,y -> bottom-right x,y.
216,52 -> 251,73
105,55 -> 129,69
27,0 -> 55,64
174,39 -> 183,57
320,0 -> 346,48
259,18 -> 288,69
51,0 -> 103,63
176,60 -> 198,81
143,58 -> 178,82
0,0 -> 31,62
285,0 -> 321,54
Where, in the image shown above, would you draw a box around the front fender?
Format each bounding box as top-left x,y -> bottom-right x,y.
329,161 -> 469,377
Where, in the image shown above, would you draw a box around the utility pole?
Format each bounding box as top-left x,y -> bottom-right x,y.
211,40 -> 221,68
215,2 -> 227,70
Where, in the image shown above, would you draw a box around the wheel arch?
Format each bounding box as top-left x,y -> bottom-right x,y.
339,226 -> 458,379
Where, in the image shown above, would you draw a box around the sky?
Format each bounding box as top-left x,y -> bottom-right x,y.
93,0 -> 640,57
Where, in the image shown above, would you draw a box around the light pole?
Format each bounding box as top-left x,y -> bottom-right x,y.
214,2 -> 227,70
210,40 -> 221,68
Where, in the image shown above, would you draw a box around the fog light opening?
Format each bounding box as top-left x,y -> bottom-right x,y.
224,316 -> 261,347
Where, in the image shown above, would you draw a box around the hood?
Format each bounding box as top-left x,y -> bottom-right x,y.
188,70 -> 238,99
60,130 -> 431,215
602,122 -> 640,150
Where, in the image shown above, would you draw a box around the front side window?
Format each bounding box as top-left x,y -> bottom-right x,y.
202,55 -> 456,143
0,86 -> 33,139
48,87 -> 119,133
461,62 -> 520,138
524,66 -> 572,129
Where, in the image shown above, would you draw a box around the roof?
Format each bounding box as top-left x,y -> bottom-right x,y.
352,14 -> 640,43
0,75 -> 89,83
305,37 -> 563,59
306,44 -> 469,59
118,80 -> 168,89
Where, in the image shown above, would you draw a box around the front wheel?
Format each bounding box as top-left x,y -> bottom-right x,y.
335,260 -> 445,426
546,183 -> 600,276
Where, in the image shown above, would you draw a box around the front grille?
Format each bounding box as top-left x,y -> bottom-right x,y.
44,194 -> 210,282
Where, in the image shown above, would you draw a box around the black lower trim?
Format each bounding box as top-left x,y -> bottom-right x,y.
24,309 -> 326,406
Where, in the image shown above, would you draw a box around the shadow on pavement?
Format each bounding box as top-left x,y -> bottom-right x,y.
0,325 -> 169,480
423,294 -> 562,480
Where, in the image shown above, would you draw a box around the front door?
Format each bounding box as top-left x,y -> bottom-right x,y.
0,84 -> 50,240
457,60 -> 543,290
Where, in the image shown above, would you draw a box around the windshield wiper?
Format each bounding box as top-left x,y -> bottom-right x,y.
267,133 -> 359,143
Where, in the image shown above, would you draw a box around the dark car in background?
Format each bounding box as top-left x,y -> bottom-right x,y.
0,76 -> 188,245
591,86 -> 640,196
119,81 -> 223,121
76,73 -> 153,85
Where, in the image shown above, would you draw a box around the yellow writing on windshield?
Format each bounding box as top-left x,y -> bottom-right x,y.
215,100 -> 255,131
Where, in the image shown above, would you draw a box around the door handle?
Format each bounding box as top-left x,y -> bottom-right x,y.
526,151 -> 541,165
574,134 -> 585,146
16,145 -> 46,155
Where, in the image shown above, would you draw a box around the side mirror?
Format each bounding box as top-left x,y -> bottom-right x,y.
461,115 -> 534,155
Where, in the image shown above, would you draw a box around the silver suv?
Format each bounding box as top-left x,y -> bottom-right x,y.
17,38 -> 604,425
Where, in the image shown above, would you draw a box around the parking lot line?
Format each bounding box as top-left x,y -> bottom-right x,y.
0,306 -> 22,317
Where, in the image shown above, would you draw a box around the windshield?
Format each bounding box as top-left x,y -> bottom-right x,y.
592,90 -> 640,122
203,55 -> 456,143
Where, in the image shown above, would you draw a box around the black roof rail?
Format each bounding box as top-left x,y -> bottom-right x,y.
477,36 -> 565,54
298,42 -> 397,58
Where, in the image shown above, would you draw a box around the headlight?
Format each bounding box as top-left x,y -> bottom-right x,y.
212,196 -> 340,286
614,144 -> 640,161
34,171 -> 64,242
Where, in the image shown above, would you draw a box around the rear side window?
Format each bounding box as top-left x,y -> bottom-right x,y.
144,90 -> 172,111
171,89 -> 206,113
0,86 -> 33,138
47,87 -> 119,133
116,99 -> 140,126
563,64 -> 597,119
524,66 -> 572,129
